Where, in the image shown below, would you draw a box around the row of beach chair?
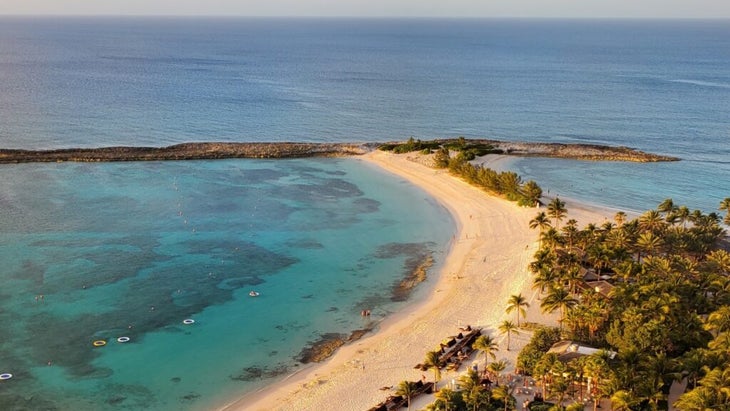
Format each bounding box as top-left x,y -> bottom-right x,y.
367,380 -> 434,411
369,326 -> 482,410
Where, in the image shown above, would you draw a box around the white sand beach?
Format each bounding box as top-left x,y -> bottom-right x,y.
219,150 -> 608,411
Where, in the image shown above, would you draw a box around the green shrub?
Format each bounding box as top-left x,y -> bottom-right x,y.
433,147 -> 450,169
517,327 -> 561,375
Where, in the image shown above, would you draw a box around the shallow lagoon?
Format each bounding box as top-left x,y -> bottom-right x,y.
0,158 -> 454,410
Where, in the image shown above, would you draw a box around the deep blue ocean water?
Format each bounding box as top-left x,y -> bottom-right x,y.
0,17 -> 728,410
1,18 -> 728,212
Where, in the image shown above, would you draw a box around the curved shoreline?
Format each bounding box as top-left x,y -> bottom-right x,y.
216,150 -> 609,411
0,139 -> 678,163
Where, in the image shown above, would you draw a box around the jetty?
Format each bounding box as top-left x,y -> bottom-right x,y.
0,139 -> 678,164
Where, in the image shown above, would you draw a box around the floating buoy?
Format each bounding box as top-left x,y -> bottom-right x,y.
92,340 -> 106,347
117,337 -> 130,343
182,319 -> 195,325
0,373 -> 12,380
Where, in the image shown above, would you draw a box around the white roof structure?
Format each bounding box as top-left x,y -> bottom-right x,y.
548,340 -> 617,361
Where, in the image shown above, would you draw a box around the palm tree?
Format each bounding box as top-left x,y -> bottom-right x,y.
564,305 -> 587,338
645,354 -> 678,404
547,197 -> 568,229
584,301 -> 609,342
614,211 -> 627,227
611,390 -> 638,411
616,347 -> 643,389
674,205 -> 691,227
657,198 -> 676,214
665,212 -> 681,227
529,248 -> 556,274
498,320 -> 519,351
705,305 -> 730,335
547,360 -> 571,406
694,367 -> 730,406
540,227 -> 563,251
720,197 -> 730,225
606,227 -> 631,250
433,387 -> 460,411
529,211 -> 551,232
540,285 -> 578,331
638,379 -> 666,411
498,171 -> 522,199
674,386 -> 717,411
601,220 -> 616,232
707,249 -> 730,276
395,380 -> 418,411
636,231 -> 664,261
614,260 -> 640,283
689,209 -> 706,225
562,265 -> 584,295
491,384 -> 515,411
472,334 -> 498,368
639,209 -> 666,234
521,180 -> 543,207
708,331 -> 730,352
584,352 -> 612,411
505,293 -> 530,327
459,369 -> 491,411
423,350 -> 443,389
586,245 -> 612,276
720,197 -> 730,213
678,349 -> 706,390
565,403 -> 585,411
488,359 -> 507,384
532,266 -> 558,300
533,353 -> 560,399
561,219 -> 579,249
581,223 -> 601,250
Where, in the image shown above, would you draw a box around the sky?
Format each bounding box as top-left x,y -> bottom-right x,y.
0,0 -> 729,18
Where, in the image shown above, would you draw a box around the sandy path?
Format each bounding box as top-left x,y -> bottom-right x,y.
218,150 -> 606,411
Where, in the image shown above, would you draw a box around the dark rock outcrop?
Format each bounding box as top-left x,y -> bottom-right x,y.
297,333 -> 347,363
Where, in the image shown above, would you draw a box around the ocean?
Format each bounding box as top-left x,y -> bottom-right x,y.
0,17 -> 728,410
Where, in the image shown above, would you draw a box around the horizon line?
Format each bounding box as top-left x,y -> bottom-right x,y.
1,14 -> 730,20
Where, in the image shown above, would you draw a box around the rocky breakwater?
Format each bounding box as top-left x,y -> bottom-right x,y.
0,139 -> 679,164
0,142 -> 372,163
482,140 -> 680,162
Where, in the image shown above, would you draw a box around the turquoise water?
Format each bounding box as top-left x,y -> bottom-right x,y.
508,157 -> 729,216
0,159 -> 453,410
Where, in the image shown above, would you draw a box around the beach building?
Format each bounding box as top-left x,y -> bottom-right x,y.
547,340 -> 616,362
575,279 -> 614,299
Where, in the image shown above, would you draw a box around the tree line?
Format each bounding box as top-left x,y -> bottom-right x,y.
380,137 -> 543,207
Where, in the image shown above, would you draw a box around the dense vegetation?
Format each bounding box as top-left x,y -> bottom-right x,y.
518,197 -> 730,410
379,137 -> 443,154
380,137 -> 542,207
